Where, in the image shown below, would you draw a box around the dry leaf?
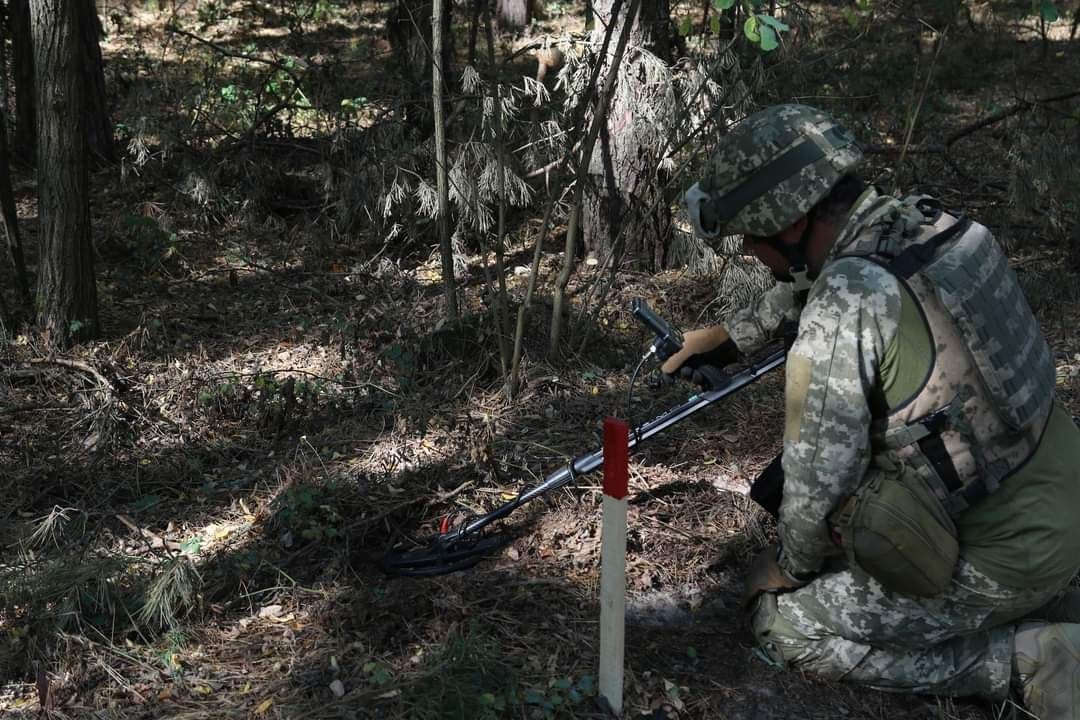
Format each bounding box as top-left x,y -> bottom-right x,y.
258,605 -> 283,619
255,698 -> 274,715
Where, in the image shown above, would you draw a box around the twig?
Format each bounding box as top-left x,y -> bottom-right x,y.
164,25 -> 303,85
862,88 -> 1080,157
115,514 -> 182,552
943,88 -> 1080,148
894,27 -> 947,193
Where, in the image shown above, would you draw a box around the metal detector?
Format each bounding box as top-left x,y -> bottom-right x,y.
380,300 -> 787,577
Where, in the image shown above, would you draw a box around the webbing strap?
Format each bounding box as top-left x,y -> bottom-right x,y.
887,216 -> 972,279
876,404 -> 952,450
875,404 -> 966,498
917,433 -> 963,493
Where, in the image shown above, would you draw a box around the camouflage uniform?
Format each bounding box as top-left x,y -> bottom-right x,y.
729,187 -> 1080,699
687,105 -> 1080,701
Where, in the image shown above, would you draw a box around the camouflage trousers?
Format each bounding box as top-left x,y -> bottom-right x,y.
750,557 -> 1073,699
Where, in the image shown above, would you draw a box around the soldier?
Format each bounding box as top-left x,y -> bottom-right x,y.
662,104 -> 1080,718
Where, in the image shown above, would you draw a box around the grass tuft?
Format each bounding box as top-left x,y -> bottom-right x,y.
137,555 -> 204,631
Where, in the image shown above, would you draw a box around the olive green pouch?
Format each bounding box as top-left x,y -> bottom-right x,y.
831,465 -> 959,598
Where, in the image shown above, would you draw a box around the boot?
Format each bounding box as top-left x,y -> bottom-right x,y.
1013,622 -> 1080,719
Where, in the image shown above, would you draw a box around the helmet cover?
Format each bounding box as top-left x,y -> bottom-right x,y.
686,104 -> 863,239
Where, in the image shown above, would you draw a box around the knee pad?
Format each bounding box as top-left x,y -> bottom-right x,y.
749,593 -> 813,668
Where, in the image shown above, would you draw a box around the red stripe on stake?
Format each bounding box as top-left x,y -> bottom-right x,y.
603,417 -> 629,500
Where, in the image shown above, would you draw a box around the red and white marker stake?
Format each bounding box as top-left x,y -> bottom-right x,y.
599,417 -> 629,716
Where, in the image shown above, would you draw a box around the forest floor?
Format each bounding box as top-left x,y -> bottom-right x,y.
2,1 -> 1080,719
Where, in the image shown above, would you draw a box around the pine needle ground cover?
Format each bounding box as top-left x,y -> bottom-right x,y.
2,1 -> 1080,718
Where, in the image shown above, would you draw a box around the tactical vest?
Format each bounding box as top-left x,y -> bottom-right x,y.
838,195 -> 1056,517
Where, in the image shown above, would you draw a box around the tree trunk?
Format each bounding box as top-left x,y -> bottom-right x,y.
32,0 -> 98,346
387,0 -> 451,135
0,8 -> 9,123
0,104 -> 31,308
581,0 -> 673,271
77,0 -> 114,164
0,283 -> 12,331
468,0 -> 480,64
432,0 -> 458,319
496,0 -> 529,30
10,0 -> 35,161
549,0 -> 638,355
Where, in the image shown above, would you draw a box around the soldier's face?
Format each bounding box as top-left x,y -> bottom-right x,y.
743,220 -> 807,281
744,214 -> 835,282
744,236 -> 793,281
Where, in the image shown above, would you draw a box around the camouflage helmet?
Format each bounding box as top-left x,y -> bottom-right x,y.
685,104 -> 863,239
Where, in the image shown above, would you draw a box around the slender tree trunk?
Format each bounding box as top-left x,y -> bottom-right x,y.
432,0 -> 457,319
496,0 -> 529,29
77,0 -> 114,164
388,0 -> 451,135
581,0 -> 673,271
0,8 -> 9,123
10,0 -> 35,161
0,105 -> 31,307
468,0 -> 480,64
0,284 -> 12,331
32,0 -> 98,346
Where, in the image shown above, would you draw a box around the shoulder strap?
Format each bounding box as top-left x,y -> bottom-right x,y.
887,216 -> 972,279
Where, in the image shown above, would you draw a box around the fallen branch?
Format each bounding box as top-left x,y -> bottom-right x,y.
943,88 -> 1080,148
863,88 -> 1080,157
2,358 -> 115,401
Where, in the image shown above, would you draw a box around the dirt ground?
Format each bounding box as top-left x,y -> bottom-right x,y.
2,1 -> 1080,718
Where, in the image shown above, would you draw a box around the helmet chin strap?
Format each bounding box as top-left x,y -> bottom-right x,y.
772,220 -> 814,299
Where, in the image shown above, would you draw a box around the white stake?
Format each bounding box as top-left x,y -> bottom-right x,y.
599,417 -> 628,716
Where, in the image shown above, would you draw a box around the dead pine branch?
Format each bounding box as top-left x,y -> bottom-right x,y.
550,0 -> 642,356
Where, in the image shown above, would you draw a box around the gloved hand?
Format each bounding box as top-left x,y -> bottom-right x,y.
660,326 -> 741,389
741,543 -> 809,610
